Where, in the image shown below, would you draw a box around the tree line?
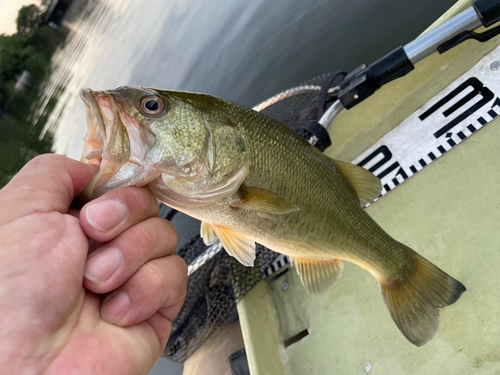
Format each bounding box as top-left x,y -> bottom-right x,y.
0,2 -> 70,188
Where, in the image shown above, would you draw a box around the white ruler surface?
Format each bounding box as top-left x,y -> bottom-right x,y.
192,45 -> 500,276
352,45 -> 500,196
265,45 -> 500,277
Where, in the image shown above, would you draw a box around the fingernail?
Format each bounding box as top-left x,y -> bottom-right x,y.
102,292 -> 130,322
86,200 -> 127,232
84,247 -> 123,285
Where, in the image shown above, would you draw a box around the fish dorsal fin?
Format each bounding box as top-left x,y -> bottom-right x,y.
212,225 -> 256,266
333,160 -> 382,207
232,187 -> 299,214
200,222 -> 218,246
291,257 -> 344,294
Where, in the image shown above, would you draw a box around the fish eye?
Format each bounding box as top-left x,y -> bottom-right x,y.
140,96 -> 164,115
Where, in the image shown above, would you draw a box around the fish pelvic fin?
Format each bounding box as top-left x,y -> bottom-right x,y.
379,247 -> 466,347
212,225 -> 256,266
231,186 -> 299,214
200,222 -> 218,246
333,160 -> 382,207
291,257 -> 344,295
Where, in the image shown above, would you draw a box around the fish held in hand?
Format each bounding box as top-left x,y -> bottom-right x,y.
77,86 -> 466,346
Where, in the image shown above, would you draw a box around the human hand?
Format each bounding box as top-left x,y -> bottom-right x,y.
0,154 -> 187,374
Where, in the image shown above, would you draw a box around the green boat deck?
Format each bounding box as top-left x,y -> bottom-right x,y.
237,1 -> 500,373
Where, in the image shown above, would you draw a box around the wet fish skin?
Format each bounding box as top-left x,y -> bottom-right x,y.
78,86 -> 466,346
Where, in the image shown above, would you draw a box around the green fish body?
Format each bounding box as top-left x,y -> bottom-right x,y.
78,86 -> 466,346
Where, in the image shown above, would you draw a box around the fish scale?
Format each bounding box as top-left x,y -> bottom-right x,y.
78,86 -> 466,347
224,105 -> 400,271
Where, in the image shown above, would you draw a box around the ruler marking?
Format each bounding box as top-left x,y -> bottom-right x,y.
352,49 -> 500,206
478,116 -> 487,125
432,78 -> 494,138
397,167 -> 409,179
376,161 -> 400,179
265,50 -> 500,278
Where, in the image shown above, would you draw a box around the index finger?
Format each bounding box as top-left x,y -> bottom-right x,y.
0,154 -> 97,227
79,187 -> 160,243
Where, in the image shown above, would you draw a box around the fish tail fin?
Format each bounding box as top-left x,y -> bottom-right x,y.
379,247 -> 466,346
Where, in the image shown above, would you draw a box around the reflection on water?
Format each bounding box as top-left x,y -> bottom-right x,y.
30,0 -> 455,161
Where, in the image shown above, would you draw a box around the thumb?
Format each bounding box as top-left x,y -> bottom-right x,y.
0,154 -> 97,227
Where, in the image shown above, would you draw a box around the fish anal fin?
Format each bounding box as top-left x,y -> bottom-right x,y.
200,222 -> 218,246
380,247 -> 466,346
291,257 -> 344,295
333,160 -> 382,207
212,225 -> 256,266
232,186 -> 299,214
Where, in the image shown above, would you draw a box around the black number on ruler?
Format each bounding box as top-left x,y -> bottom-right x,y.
418,77 -> 494,138
357,145 -> 407,180
491,97 -> 500,113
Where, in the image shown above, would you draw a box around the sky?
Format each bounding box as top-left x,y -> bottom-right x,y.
0,0 -> 41,35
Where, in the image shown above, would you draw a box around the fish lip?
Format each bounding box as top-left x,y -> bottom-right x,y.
80,88 -> 107,145
78,88 -> 128,201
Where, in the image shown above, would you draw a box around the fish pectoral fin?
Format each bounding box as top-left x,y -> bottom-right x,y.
200,222 -> 218,246
231,186 -> 299,214
291,257 -> 344,295
333,160 -> 382,207
212,225 -> 256,266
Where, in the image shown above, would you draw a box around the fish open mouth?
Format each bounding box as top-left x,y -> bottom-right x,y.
76,88 -> 159,205
80,88 -> 130,167
78,88 -> 131,200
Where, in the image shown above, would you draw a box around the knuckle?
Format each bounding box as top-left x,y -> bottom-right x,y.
142,261 -> 169,290
28,153 -> 62,167
122,187 -> 158,215
171,255 -> 188,278
132,223 -> 158,251
156,219 -> 178,248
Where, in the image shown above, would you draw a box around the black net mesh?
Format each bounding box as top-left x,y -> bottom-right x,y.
162,71 -> 344,363
257,73 -> 331,124
164,236 -> 234,362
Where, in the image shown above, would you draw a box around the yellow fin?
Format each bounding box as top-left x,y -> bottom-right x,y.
212,225 -> 256,266
291,257 -> 344,294
333,160 -> 382,207
232,187 -> 299,214
200,222 -> 218,246
380,246 -> 466,346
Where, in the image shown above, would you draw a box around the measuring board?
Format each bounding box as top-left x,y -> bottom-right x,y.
351,46 -> 500,196
189,45 -> 500,277
262,45 -> 500,277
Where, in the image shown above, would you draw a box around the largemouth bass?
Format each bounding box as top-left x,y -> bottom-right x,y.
77,86 -> 466,346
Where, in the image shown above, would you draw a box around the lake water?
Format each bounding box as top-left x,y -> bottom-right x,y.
30,0 -> 457,372
33,0 -> 455,162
